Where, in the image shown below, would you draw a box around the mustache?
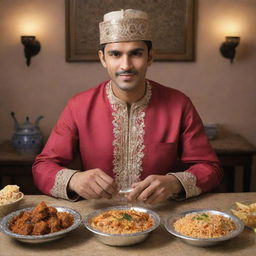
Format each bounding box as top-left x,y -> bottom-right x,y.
116,70 -> 138,76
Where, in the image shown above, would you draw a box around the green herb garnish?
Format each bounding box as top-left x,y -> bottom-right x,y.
120,213 -> 133,221
192,213 -> 209,221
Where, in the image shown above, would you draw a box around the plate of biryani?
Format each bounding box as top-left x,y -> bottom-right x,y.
230,201 -> 256,230
164,209 -> 244,247
0,201 -> 82,243
84,205 -> 160,246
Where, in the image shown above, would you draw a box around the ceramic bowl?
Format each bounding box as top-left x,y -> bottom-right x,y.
0,192 -> 24,218
0,206 -> 82,243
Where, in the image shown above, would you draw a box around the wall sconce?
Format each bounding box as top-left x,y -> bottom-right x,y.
220,36 -> 240,63
21,36 -> 41,66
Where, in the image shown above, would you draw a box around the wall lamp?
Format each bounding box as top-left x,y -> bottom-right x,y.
21,36 -> 41,66
220,36 -> 240,63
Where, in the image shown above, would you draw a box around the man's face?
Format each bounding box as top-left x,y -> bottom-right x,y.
98,41 -> 153,94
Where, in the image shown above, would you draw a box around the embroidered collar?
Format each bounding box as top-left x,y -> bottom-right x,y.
106,80 -> 152,109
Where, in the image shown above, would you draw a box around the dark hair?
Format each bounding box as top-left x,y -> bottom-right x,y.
99,40 -> 152,54
144,40 -> 152,53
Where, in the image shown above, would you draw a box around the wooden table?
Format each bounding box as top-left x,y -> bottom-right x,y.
0,193 -> 255,256
210,129 -> 256,192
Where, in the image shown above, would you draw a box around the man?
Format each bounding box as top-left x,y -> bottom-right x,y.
32,9 -> 222,204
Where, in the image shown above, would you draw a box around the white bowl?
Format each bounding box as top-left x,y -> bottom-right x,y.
0,192 -> 24,218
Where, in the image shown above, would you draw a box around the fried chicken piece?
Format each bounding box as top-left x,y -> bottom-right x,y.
9,211 -> 34,235
22,211 -> 33,222
32,201 -> 48,215
31,212 -> 47,223
57,212 -> 74,229
31,201 -> 49,222
48,206 -> 58,217
11,222 -> 34,235
10,211 -> 31,225
32,221 -> 50,235
9,213 -> 22,229
47,216 -> 61,233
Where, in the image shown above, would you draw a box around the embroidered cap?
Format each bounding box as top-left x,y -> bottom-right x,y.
99,9 -> 152,44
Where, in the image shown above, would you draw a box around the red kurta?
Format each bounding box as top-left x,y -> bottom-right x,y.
32,80 -> 222,198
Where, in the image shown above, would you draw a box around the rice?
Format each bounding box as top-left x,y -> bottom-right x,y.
173,212 -> 236,238
90,209 -> 154,234
0,185 -> 21,205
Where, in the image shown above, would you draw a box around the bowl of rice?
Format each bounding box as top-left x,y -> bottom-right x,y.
164,209 -> 244,247
84,205 -> 160,246
0,185 -> 24,218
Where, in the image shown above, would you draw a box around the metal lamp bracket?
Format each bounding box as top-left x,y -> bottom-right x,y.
21,36 -> 41,66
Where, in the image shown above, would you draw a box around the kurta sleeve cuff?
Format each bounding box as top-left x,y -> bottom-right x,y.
169,172 -> 202,199
51,169 -> 80,201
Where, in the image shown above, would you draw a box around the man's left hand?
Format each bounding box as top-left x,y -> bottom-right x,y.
126,174 -> 183,205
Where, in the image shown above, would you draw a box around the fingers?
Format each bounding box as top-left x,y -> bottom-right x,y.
143,188 -> 165,204
129,184 -> 165,205
79,185 -> 101,200
96,171 -> 116,194
127,178 -> 152,201
87,169 -> 116,199
94,176 -> 115,199
127,175 -> 178,205
135,180 -> 162,203
69,168 -> 116,200
88,181 -> 111,199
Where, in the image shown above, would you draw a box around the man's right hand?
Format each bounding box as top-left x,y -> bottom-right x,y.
68,169 -> 116,199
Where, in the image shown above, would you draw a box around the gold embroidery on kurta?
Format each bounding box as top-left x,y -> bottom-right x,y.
106,81 -> 151,190
51,169 -> 77,199
170,172 -> 202,198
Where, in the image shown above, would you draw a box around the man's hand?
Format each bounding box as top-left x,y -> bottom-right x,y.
126,174 -> 183,205
68,169 -> 116,199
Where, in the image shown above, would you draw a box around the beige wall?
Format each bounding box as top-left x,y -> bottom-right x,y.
1,0 -> 256,189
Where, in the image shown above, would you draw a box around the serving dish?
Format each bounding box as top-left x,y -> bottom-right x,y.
164,209 -> 244,247
0,192 -> 24,218
84,205 -> 160,246
0,206 -> 82,243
